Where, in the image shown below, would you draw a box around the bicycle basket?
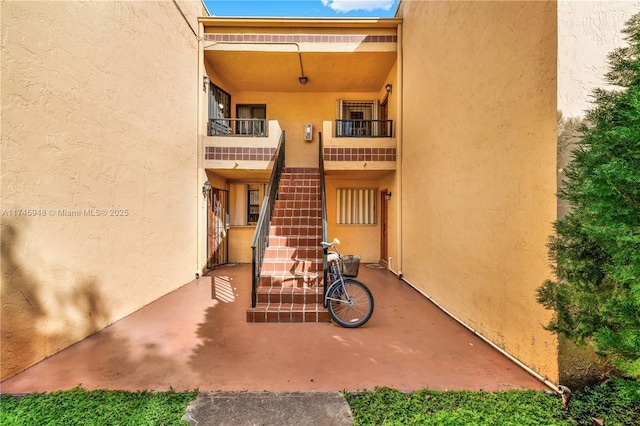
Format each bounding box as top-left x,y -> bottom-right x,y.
341,255 -> 361,277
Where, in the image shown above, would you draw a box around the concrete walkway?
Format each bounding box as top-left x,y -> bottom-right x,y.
183,392 -> 354,425
2,264 -> 549,423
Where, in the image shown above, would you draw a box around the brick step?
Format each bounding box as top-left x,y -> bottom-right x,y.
281,170 -> 320,177
246,303 -> 330,323
255,286 -> 324,304
267,236 -> 323,248
271,209 -> 322,221
266,236 -> 322,247
260,260 -> 322,275
258,271 -> 321,288
269,225 -> 322,238
278,181 -> 320,188
270,217 -> 322,227
247,166 -> 325,323
273,200 -> 321,210
263,246 -> 323,260
276,192 -> 320,201
271,209 -> 322,219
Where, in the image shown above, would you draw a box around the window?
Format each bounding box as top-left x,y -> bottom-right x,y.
208,83 -> 231,135
247,186 -> 261,223
229,183 -> 267,226
338,101 -> 374,137
336,188 -> 377,225
336,99 -> 392,137
236,104 -> 266,136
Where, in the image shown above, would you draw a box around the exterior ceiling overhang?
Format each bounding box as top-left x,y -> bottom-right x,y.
200,17 -> 401,93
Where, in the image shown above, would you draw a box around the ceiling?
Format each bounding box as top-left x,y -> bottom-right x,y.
204,49 -> 397,93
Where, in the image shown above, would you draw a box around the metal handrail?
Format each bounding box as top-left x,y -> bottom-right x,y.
250,131 -> 285,307
209,118 -> 268,136
334,119 -> 393,138
319,132 -> 329,302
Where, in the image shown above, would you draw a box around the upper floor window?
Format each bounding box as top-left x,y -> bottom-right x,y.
336,100 -> 392,137
236,104 -> 267,136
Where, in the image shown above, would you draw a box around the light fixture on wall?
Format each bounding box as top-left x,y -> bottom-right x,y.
385,192 -> 392,201
299,76 -> 308,85
202,180 -> 211,198
203,75 -> 210,92
385,84 -> 392,93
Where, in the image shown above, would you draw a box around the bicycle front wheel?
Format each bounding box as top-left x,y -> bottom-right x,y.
327,279 -> 374,328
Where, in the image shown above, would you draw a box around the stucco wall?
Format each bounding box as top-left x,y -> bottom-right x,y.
397,0 -> 558,381
558,1 -> 639,119
231,91 -> 383,167
1,0 -> 205,380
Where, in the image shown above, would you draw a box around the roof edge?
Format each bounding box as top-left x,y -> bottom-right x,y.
198,17 -> 402,28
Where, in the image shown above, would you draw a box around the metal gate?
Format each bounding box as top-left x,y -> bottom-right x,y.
206,187 -> 229,269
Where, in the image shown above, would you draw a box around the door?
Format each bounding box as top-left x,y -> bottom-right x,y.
236,104 -> 266,135
380,189 -> 389,266
207,187 -> 229,268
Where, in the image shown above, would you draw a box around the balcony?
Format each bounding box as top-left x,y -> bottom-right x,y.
204,120 -> 282,173
209,118 -> 268,137
334,119 -> 393,138
322,120 -> 396,172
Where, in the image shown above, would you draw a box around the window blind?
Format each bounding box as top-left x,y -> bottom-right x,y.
336,188 -> 376,225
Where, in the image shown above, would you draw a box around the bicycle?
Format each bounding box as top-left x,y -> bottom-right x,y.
321,238 -> 374,328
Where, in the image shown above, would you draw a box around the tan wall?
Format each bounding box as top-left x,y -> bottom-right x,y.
222,91 -> 395,263
397,1 -> 559,382
232,91 -> 384,167
325,176 -> 386,263
1,0 -> 205,380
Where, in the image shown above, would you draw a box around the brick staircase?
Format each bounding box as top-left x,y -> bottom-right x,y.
246,167 -> 330,323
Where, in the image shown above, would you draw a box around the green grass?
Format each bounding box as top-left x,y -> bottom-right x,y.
0,387 -> 198,426
345,378 -> 640,426
2,379 -> 638,425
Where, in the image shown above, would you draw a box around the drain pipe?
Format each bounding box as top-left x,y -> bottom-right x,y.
396,22 -> 404,280
401,276 -> 558,391
196,20 -> 206,279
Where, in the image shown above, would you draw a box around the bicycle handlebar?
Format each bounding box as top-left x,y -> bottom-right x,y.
321,238 -> 340,249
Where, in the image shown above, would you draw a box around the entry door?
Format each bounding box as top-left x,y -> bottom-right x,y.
380,189 -> 389,265
207,188 -> 229,268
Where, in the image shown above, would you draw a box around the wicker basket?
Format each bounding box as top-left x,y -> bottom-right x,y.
341,255 -> 361,277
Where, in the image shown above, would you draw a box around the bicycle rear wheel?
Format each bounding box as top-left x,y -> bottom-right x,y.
327,279 -> 374,328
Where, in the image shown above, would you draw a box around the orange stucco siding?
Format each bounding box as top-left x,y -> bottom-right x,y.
397,0 -> 559,382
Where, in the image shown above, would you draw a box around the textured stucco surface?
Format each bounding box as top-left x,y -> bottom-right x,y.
397,0 -> 559,382
1,0 -> 204,380
558,1 -> 639,119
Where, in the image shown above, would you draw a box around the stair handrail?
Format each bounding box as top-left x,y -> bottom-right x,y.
251,131 -> 286,307
319,132 -> 329,299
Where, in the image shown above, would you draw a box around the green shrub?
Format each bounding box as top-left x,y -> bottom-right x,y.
537,12 -> 640,378
0,387 -> 198,426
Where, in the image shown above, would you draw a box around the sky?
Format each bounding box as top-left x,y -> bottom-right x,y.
204,0 -> 400,18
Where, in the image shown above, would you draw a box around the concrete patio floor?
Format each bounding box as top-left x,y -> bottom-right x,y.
1,264 -> 549,393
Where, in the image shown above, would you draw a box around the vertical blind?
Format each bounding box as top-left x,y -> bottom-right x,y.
336,188 -> 377,225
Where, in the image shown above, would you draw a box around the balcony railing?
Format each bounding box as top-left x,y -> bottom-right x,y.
335,119 -> 393,138
209,118 -> 268,137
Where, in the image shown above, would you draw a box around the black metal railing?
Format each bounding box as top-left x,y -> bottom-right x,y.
208,118 -> 268,136
335,119 -> 393,138
319,132 -> 329,303
250,131 -> 285,307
